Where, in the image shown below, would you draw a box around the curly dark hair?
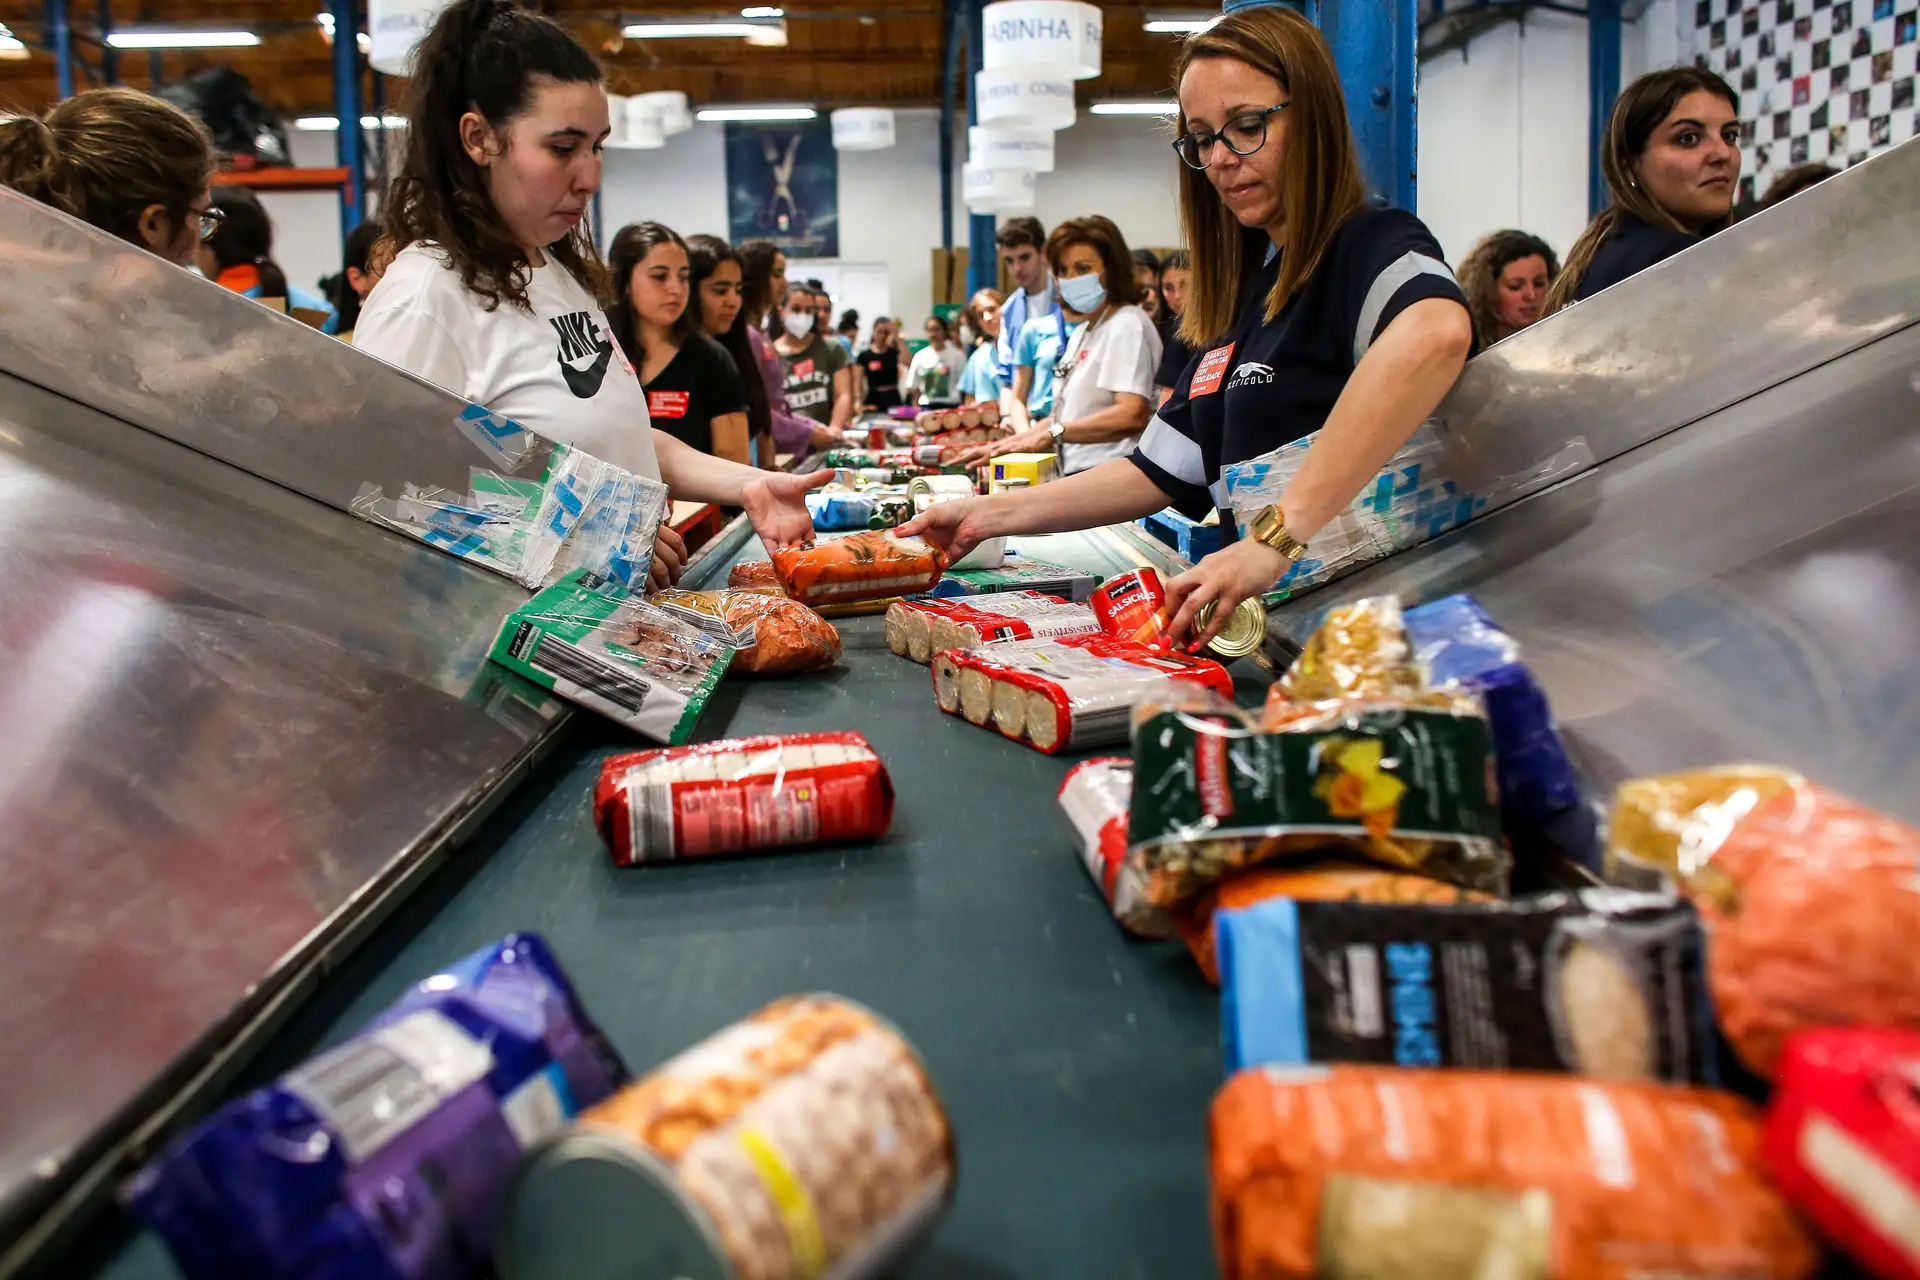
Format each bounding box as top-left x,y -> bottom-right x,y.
1459,229 -> 1559,344
381,0 -> 608,312
606,221 -> 692,369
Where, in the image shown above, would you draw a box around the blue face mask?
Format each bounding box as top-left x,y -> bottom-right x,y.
1057,272 -> 1107,315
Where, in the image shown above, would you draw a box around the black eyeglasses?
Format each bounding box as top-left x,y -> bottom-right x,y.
1171,103 -> 1290,170
187,203 -> 226,242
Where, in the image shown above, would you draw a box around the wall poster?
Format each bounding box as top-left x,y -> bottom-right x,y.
724,118 -> 840,258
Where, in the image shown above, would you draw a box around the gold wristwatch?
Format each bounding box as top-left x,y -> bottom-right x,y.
1247,504 -> 1309,560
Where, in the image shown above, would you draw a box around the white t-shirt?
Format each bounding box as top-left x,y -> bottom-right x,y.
908,341 -> 968,406
1053,304 -> 1162,474
354,243 -> 660,479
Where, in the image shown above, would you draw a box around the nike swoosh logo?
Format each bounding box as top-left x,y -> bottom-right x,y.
559,337 -> 613,399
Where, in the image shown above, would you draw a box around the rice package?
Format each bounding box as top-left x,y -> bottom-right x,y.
1217,889 -> 1716,1082
1763,1026 -> 1920,1280
1607,768 -> 1920,1078
126,934 -> 626,1280
1132,691 -> 1508,907
1209,1066 -> 1820,1280
1057,758 -> 1172,938
771,530 -> 948,607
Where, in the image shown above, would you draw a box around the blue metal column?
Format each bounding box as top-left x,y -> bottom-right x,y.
95,0 -> 114,84
939,0 -> 960,251
43,0 -> 73,99
329,0 -> 366,240
1589,0 -> 1622,216
1226,0 -> 1417,211
964,0 -> 997,298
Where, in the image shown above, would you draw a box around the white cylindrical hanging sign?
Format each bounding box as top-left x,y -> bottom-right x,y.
634,91 -> 692,136
964,164 -> 1037,214
367,0 -> 449,76
602,94 -> 633,148
624,97 -> 667,149
980,1 -> 1102,80
969,125 -> 1054,172
831,108 -> 897,151
974,65 -> 1077,130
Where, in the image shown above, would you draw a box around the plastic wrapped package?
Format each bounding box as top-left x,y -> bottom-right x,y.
884,591 -> 1095,664
1273,596 -> 1423,704
1404,594 -> 1584,836
653,589 -> 841,676
1208,1066 -> 1820,1280
593,733 -> 893,865
728,559 -> 786,594
1219,424 -> 1488,598
1217,889 -> 1716,1082
126,934 -> 627,1280
353,434 -> 669,592
1131,692 -> 1508,907
1056,759 -> 1172,939
487,571 -> 733,744
885,598 -> 975,663
923,556 -> 1099,603
806,489 -> 879,531
932,634 -> 1234,754
771,531 -> 948,607
1763,1026 -> 1920,1280
1607,769 -> 1920,1078
1174,861 -> 1494,985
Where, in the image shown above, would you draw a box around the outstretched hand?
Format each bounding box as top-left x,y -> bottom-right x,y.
896,496 -> 992,563
741,467 -> 834,549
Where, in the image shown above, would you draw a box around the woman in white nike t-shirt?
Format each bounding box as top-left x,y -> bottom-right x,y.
354,0 -> 826,587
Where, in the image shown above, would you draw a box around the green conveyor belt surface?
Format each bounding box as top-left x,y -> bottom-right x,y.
83,531 -> 1261,1280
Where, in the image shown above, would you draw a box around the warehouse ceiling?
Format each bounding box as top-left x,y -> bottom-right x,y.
0,2 -> 1190,117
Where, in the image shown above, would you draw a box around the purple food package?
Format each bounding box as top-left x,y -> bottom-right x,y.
125,933 -> 626,1280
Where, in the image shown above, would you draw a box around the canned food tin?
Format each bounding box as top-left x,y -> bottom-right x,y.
868,496 -> 913,529
1196,595 -> 1269,660
865,425 -> 889,450
1089,568 -> 1167,639
854,467 -> 894,486
912,444 -> 946,467
497,995 -> 954,1280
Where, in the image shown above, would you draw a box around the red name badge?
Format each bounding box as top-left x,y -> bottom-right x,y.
794,359 -> 816,378
647,389 -> 690,419
1189,342 -> 1236,398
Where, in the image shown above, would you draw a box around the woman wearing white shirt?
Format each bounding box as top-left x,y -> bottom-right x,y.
354,0 -> 823,587
906,314 -> 968,409
959,215 -> 1161,474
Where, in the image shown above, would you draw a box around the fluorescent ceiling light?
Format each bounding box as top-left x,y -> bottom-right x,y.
294,114 -> 409,131
1143,13 -> 1220,33
314,12 -> 371,51
741,6 -> 785,15
105,29 -> 261,49
695,105 -> 817,122
1091,100 -> 1180,115
625,21 -> 766,38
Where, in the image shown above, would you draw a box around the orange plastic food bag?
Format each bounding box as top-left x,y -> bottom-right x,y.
1174,861 -> 1493,984
1609,771 -> 1920,1079
770,531 -> 948,607
1210,1065 -> 1819,1280
720,591 -> 841,675
726,559 -> 785,594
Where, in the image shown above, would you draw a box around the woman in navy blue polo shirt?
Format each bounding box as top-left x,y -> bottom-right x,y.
902,4 -> 1474,649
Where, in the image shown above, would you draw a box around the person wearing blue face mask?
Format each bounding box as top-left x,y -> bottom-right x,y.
960,215 -> 1162,475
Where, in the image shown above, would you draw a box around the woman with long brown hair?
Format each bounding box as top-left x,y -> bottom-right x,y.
738,238 -> 830,457
685,233 -> 776,466
1545,67 -> 1741,313
1459,229 -> 1558,345
353,0 -> 823,585
903,5 -> 1473,648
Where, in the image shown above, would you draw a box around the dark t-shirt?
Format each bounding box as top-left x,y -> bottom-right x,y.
858,345 -> 902,394
643,332 -> 749,456
1155,317 -> 1195,391
1130,206 -> 1472,523
779,334 -> 850,424
1574,213 -> 1700,301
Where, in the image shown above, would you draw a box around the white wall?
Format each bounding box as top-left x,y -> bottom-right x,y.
1028,112 -> 1183,252
255,128 -> 358,301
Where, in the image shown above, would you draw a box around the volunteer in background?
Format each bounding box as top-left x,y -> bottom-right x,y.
1133,247 -> 1163,322
1545,67 -> 1740,312
958,217 -> 1161,475
202,186 -> 338,329
1756,162 -> 1836,210
907,314 -> 968,409
0,86 -> 214,268
1458,229 -> 1557,345
957,287 -> 1005,406
808,281 -> 835,346
991,215 -> 1056,389
326,219 -> 385,343
686,233 -> 776,468
904,5 -> 1473,648
1154,247 -> 1195,406
833,309 -> 860,358
607,222 -> 751,466
354,0 -> 825,586
740,240 -> 827,457
773,283 -> 853,434
858,316 -> 906,412
1004,295 -> 1075,434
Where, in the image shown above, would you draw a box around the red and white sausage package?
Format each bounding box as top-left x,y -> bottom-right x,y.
1057,758 -> 1173,939
885,591 -> 1100,665
593,732 -> 895,865
932,633 -> 1234,754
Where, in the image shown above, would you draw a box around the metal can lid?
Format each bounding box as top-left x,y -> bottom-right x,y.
494,1130 -> 734,1280
1201,595 -> 1269,660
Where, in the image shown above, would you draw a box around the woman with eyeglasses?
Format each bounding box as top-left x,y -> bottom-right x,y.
0,87 -> 216,267
904,6 -> 1473,649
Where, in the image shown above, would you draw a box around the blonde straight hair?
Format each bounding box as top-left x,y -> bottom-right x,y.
1175,6 -> 1365,349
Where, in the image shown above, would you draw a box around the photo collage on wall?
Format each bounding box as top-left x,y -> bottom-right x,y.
1692,0 -> 1918,205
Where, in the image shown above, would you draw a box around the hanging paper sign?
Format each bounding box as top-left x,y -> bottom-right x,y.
975,65 -> 1077,130
624,98 -> 667,150
633,91 -> 693,136
980,0 -> 1102,80
968,125 -> 1055,172
368,0 -> 451,76
831,108 -> 898,151
964,164 -> 1038,214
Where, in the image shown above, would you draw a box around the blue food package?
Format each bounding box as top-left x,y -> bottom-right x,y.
1404,594 -> 1582,835
805,490 -> 877,531
126,933 -> 627,1280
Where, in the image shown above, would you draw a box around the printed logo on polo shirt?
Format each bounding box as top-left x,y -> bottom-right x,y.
1227,360 -> 1275,389
551,311 -> 614,399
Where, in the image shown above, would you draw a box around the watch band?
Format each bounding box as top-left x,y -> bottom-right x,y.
1248,504 -> 1309,560
1048,419 -> 1066,444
